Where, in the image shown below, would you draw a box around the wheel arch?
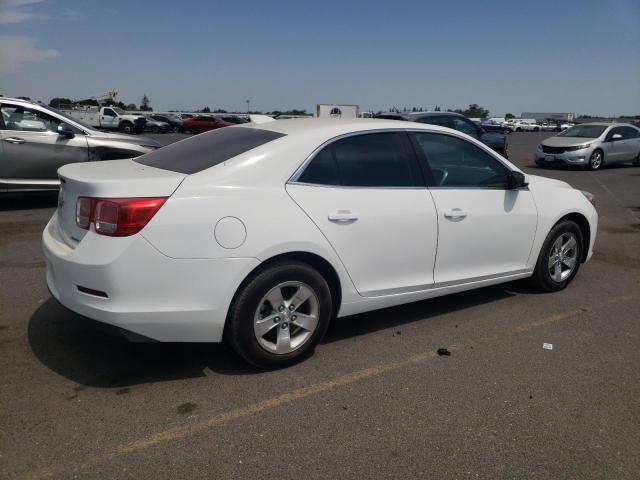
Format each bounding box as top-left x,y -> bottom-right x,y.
229,251 -> 343,320
554,212 -> 591,263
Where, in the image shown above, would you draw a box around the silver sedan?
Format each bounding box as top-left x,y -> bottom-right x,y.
535,123 -> 640,170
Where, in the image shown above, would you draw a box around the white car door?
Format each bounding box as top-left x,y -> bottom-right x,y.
410,131 -> 538,286
101,108 -> 118,129
287,131 -> 439,297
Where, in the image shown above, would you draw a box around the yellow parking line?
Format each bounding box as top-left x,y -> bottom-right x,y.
20,294 -> 635,480
22,345 -> 463,480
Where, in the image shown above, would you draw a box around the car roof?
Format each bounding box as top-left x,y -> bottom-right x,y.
376,111 -> 466,119
241,117 -> 455,137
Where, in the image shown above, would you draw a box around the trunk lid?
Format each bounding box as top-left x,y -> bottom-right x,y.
56,159 -> 186,247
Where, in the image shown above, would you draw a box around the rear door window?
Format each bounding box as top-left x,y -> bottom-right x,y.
296,132 -> 422,187
134,127 -> 286,174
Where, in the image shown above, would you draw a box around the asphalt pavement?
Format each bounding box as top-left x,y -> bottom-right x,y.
1,131 -> 639,479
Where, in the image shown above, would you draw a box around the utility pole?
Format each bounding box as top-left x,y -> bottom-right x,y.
246,99 -> 250,113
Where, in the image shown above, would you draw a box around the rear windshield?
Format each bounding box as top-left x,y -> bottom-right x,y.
134,127 -> 286,174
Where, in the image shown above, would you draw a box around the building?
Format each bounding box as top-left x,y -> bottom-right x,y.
522,112 -> 575,123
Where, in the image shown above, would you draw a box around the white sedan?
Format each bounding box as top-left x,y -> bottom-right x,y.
43,119 -> 597,367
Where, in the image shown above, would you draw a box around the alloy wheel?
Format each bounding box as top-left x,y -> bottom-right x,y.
253,281 -> 319,354
548,232 -> 578,282
590,151 -> 602,170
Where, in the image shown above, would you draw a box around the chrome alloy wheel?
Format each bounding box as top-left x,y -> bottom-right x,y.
253,281 -> 319,354
590,151 -> 603,169
548,232 -> 578,282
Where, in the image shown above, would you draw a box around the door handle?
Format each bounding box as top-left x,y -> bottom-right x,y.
444,208 -> 467,219
328,210 -> 358,223
4,137 -> 26,144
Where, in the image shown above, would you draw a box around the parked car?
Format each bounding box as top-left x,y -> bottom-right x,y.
216,115 -> 249,124
177,113 -> 194,120
517,120 -> 542,132
144,117 -> 171,133
0,98 -> 162,192
481,119 -> 511,134
182,115 -> 232,134
149,114 -> 183,132
535,123 -> 640,170
43,119 -> 597,367
375,112 -> 508,157
556,122 -> 574,132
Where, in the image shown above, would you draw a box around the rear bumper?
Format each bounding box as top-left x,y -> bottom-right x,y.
43,214 -> 259,342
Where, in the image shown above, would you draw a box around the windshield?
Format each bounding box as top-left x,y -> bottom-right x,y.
46,105 -> 97,131
559,125 -> 607,138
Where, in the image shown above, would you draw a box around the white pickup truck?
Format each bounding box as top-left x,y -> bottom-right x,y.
60,106 -> 147,134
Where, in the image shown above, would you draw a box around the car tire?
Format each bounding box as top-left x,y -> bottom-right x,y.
226,261 -> 332,368
634,151 -> 640,166
120,122 -> 134,134
151,126 -> 160,133
530,220 -> 583,292
188,126 -> 199,134
588,149 -> 604,170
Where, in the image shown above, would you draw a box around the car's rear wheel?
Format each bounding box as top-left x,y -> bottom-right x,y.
589,149 -> 604,170
151,126 -> 159,133
188,126 -> 199,134
226,261 -> 332,368
530,220 -> 583,292
634,151 -> 640,166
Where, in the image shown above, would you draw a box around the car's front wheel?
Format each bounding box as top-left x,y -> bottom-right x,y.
588,149 -> 604,170
120,122 -> 134,134
226,261 -> 332,368
530,220 -> 583,292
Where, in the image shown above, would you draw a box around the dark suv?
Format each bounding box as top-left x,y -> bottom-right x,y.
374,112 -> 508,158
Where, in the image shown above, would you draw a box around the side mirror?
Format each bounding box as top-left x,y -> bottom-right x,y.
609,133 -> 622,141
509,171 -> 528,189
57,122 -> 75,138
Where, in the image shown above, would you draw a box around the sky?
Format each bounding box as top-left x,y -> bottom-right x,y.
1,0 -> 639,116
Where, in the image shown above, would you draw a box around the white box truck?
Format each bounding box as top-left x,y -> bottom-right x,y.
315,104 -> 359,119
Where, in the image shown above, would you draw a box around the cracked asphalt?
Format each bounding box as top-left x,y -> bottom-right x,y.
1,132 -> 639,479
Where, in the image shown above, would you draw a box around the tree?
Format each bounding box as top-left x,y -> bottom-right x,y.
454,104 -> 489,118
200,106 -> 211,113
76,98 -> 99,106
49,97 -> 73,108
505,113 -> 515,119
434,105 -> 441,112
126,103 -> 137,110
140,94 -> 151,111
213,108 -> 227,113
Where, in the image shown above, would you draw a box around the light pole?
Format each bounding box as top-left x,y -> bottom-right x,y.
246,99 -> 250,113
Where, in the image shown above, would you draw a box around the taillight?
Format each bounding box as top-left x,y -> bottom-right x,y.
76,197 -> 93,229
75,197 -> 166,237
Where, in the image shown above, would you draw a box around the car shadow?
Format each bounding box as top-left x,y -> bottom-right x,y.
28,280 -> 541,387
0,192 -> 58,211
322,282 -> 534,343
